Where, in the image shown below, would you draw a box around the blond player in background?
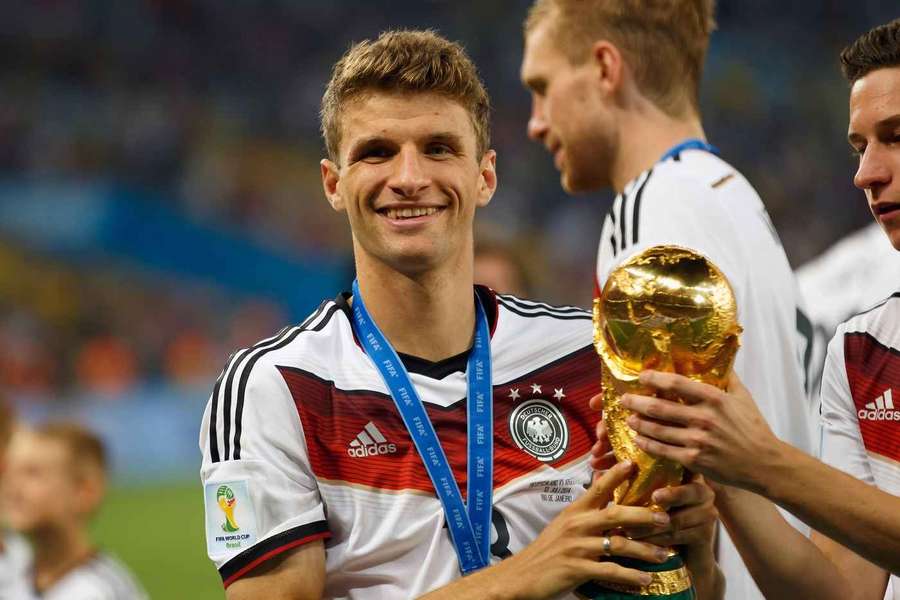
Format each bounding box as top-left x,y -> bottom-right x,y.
3,422 -> 147,599
520,2 -> 815,599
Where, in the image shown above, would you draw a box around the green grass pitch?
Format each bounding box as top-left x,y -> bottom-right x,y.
91,482 -> 222,599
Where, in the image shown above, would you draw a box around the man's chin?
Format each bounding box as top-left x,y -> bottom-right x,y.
560,170 -> 601,196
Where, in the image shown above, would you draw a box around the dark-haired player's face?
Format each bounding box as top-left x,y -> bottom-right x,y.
849,66 -> 900,250
522,19 -> 616,193
322,92 -> 496,275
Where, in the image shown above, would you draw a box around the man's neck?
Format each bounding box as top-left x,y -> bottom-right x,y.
30,525 -> 94,592
610,103 -> 707,194
354,252 -> 476,362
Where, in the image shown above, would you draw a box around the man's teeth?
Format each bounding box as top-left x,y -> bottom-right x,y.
384,206 -> 440,219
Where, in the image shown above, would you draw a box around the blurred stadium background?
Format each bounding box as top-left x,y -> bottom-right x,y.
1,1 -> 896,597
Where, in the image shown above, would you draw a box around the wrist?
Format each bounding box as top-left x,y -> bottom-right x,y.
753,439 -> 800,498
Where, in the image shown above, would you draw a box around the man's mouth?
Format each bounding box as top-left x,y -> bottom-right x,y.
378,206 -> 443,220
874,202 -> 900,218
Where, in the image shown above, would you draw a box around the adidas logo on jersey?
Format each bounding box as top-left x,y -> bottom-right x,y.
858,389 -> 899,421
347,422 -> 397,457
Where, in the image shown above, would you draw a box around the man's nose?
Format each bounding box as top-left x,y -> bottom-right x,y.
854,143 -> 892,192
388,145 -> 429,198
527,97 -> 549,142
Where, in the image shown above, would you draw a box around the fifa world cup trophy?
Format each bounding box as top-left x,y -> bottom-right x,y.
583,245 -> 742,600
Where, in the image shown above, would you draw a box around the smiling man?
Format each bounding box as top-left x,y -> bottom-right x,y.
612,18 -> 900,600
198,30 -> 711,600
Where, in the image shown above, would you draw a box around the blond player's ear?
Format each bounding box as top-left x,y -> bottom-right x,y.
321,159 -> 345,212
476,150 -> 497,208
591,40 -> 624,97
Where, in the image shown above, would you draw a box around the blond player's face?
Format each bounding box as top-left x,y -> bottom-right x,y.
522,20 -> 615,193
2,432 -> 80,532
848,66 -> 900,250
321,92 -> 496,276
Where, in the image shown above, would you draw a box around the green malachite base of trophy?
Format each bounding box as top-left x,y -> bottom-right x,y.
574,555 -> 696,600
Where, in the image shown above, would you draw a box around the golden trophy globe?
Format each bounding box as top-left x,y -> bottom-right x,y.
582,245 -> 742,600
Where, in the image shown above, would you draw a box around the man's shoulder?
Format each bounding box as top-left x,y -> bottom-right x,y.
839,292 -> 900,351
217,297 -> 350,387
640,154 -> 757,214
492,293 -> 594,381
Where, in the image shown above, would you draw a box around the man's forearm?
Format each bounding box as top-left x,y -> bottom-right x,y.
684,552 -> 724,600
715,485 -> 854,600
416,559 -> 518,600
756,441 -> 900,573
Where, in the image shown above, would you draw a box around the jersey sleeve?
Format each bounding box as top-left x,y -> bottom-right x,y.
199,356 -> 329,588
819,326 -> 875,484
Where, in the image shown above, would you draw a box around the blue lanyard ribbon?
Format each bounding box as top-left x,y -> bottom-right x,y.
350,280 -> 493,574
659,138 -> 719,163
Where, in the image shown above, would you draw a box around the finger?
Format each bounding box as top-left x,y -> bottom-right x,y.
668,504 -> 719,535
573,559 -> 653,589
626,414 -> 695,446
638,370 -> 723,406
650,481 -> 714,510
579,460 -> 634,509
620,394 -> 696,425
622,524 -> 669,540
633,434 -> 697,467
642,522 -> 716,548
586,535 -> 669,564
589,450 -> 616,472
596,418 -> 609,445
589,392 -> 603,411
580,503 -> 670,531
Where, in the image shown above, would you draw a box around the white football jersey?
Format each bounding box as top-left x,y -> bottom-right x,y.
40,553 -> 147,600
820,293 -> 900,600
200,287 -> 604,598
0,531 -> 33,600
596,149 -> 816,600
797,222 -> 900,399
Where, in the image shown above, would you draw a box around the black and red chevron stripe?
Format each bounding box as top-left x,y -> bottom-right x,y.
845,331 -> 900,463
277,346 -> 602,494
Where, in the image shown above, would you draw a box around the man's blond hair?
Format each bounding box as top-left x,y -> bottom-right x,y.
35,421 -> 107,480
526,0 -> 716,116
321,29 -> 491,163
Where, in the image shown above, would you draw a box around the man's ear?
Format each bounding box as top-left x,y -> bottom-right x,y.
476,149 -> 498,208
591,40 -> 624,98
321,158 -> 345,212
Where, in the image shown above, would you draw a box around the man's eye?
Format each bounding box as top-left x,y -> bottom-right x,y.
427,144 -> 453,156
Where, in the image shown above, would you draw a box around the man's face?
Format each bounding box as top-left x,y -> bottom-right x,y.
848,66 -> 900,250
2,433 -> 84,533
521,19 -> 616,193
322,92 -> 496,276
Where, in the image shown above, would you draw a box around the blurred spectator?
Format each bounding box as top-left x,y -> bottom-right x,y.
0,1 -> 895,403
474,237 -> 534,298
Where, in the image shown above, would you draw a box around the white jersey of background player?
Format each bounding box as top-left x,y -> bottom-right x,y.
522,2 -> 814,599
202,30 -> 713,600
797,221 -> 900,397
0,531 -> 33,600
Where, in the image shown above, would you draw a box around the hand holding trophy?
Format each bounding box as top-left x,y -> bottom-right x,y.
584,245 -> 742,600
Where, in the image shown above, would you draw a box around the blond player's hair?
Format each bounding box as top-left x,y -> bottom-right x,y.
525,0 -> 716,116
35,421 -> 107,479
320,29 -> 491,162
